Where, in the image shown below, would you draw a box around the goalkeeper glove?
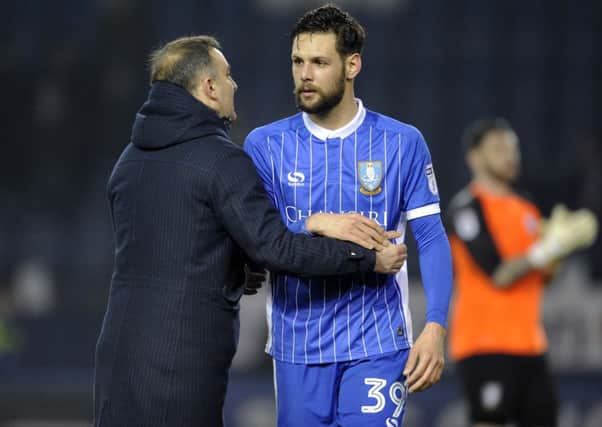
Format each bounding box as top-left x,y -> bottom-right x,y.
527,204 -> 598,268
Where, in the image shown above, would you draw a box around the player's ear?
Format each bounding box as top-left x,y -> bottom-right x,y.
466,149 -> 479,172
346,53 -> 361,80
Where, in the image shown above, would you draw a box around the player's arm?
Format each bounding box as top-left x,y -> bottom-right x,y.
491,257 -> 558,288
403,213 -> 453,393
210,148 -> 406,276
394,130 -> 451,392
305,213 -> 400,250
492,204 -> 598,287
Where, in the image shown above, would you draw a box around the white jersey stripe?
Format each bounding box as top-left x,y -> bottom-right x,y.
396,216 -> 412,344
265,273 -> 273,354
304,134 -> 314,364
333,283 -> 338,363
347,279 -> 353,360
397,134 -> 402,211
279,133 -> 286,224
318,279 -> 327,363
372,307 -> 384,354
355,129 -> 368,357
384,130 -> 388,227
304,278 -> 311,364
291,278 -> 300,363
382,131 -> 399,350
381,274 -> 399,351
266,136 -> 277,207
406,203 -> 441,220
293,129 -> 299,214
281,276 -> 287,359
324,139 -> 328,212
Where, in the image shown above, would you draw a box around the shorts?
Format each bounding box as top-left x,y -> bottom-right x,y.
274,350 -> 409,427
456,353 -> 557,427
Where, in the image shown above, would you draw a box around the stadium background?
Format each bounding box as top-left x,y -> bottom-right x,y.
1,0 -> 600,425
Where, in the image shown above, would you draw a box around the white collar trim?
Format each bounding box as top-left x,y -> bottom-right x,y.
302,99 -> 366,140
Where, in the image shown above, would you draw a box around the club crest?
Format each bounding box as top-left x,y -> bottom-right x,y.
358,161 -> 383,195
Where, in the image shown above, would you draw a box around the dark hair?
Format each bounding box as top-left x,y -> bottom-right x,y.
149,35 -> 221,92
462,117 -> 514,151
290,4 -> 366,57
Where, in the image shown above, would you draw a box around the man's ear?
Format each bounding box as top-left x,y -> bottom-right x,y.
191,75 -> 217,105
346,53 -> 362,80
200,75 -> 218,100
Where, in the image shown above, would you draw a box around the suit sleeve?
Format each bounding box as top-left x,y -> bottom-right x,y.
209,147 -> 376,276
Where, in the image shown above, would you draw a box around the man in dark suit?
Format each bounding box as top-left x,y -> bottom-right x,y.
93,35 -> 406,427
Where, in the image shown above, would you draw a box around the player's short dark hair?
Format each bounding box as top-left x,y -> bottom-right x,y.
149,35 -> 221,93
462,117 -> 514,152
290,4 -> 366,57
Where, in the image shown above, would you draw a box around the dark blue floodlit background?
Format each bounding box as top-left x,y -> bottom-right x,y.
1,1 -> 600,426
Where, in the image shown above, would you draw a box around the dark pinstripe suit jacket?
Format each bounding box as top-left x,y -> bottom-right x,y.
93,82 -> 375,427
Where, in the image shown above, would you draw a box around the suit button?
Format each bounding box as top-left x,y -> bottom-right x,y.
350,251 -> 357,256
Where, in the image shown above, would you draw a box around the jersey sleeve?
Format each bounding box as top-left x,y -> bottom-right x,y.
410,214 -> 453,328
244,129 -> 310,235
446,190 -> 502,277
400,130 -> 441,220
243,130 -> 277,205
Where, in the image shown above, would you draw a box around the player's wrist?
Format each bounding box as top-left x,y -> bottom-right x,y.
424,320 -> 447,335
526,238 -> 561,268
306,213 -> 328,235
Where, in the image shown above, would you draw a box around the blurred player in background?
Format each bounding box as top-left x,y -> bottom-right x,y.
244,5 -> 453,426
446,117 -> 598,427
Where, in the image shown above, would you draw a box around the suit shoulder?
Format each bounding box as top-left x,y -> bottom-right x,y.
184,134 -> 246,169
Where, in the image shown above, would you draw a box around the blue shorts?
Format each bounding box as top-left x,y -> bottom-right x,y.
274,350 -> 410,427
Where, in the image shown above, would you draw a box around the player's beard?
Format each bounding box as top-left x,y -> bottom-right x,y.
294,69 -> 345,115
485,160 -> 520,184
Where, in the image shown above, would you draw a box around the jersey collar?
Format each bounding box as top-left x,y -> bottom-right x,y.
302,98 -> 366,141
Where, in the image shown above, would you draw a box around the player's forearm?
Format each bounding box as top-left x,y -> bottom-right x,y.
411,215 -> 453,328
491,256 -> 539,288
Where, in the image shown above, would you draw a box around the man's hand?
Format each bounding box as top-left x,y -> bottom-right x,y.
243,263 -> 267,295
403,322 -> 446,393
306,213 -> 401,250
374,243 -> 407,274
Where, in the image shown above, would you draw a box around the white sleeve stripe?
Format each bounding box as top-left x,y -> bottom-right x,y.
405,203 -> 441,220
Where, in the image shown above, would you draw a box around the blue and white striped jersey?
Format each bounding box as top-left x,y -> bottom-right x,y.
244,100 -> 441,364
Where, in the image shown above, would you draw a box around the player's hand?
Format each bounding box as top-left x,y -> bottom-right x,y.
373,243 -> 407,274
243,263 -> 267,295
403,322 -> 446,393
306,213 -> 400,251
527,204 -> 598,268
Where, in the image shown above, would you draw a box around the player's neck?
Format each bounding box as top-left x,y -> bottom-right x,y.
472,176 -> 513,195
308,91 -> 358,130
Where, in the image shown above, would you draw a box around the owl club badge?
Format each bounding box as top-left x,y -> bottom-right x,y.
358,160 -> 383,195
